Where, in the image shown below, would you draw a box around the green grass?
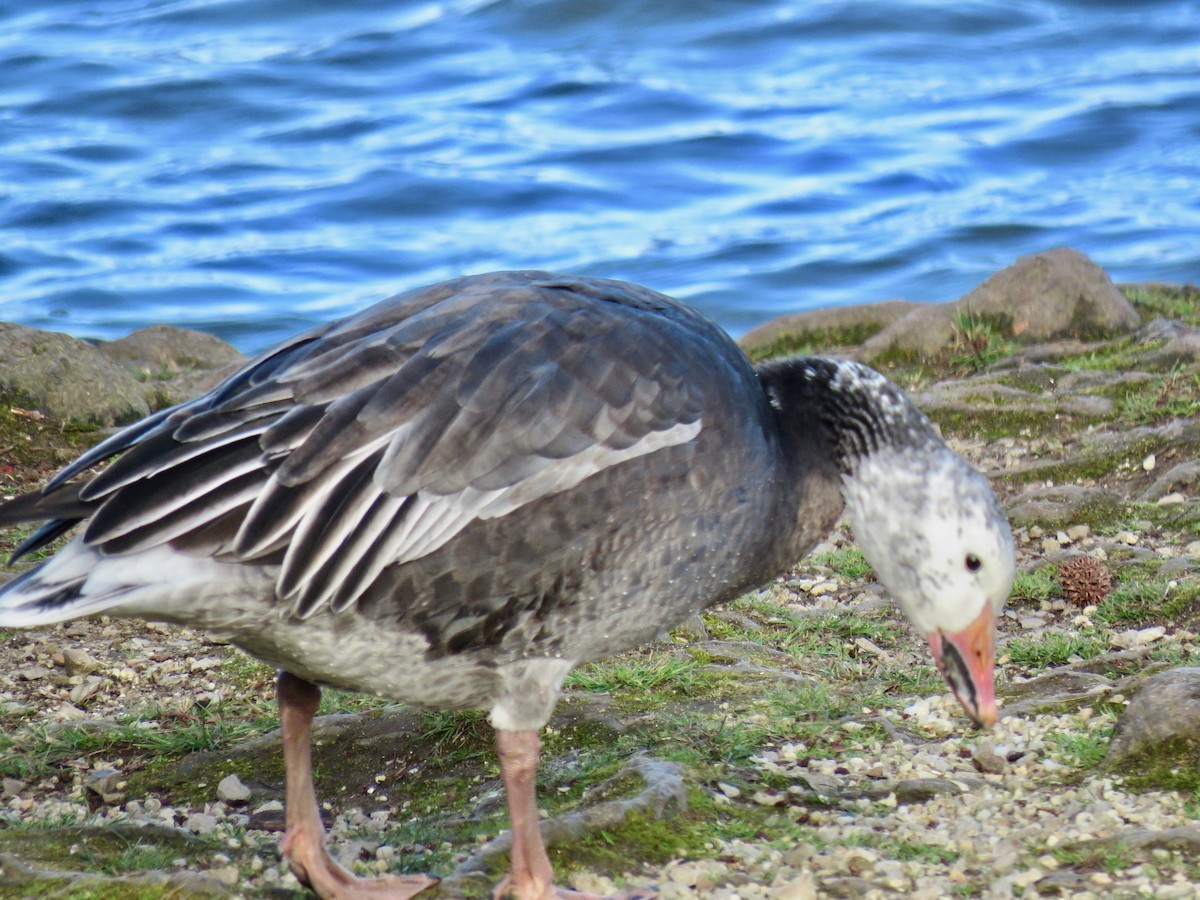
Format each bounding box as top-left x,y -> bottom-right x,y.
1094,578 -> 1200,628
0,701 -> 275,780
841,832 -> 961,865
811,547 -> 873,580
1046,727 -> 1113,769
566,651 -> 713,700
949,309 -> 1018,374
1012,566 -> 1059,603
1050,841 -> 1136,874
1004,632 -> 1107,668
1116,367 -> 1200,425
1122,284 -> 1200,325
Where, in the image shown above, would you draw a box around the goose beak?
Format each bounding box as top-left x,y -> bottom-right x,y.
926,603 -> 997,728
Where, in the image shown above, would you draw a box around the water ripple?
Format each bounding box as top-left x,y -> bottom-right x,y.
0,0 -> 1196,350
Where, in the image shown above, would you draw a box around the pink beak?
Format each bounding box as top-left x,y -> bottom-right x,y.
926,603 -> 997,728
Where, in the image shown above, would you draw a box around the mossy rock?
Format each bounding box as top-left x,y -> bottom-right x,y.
1007,486 -> 1126,530
0,323 -> 150,427
860,248 -> 1142,367
737,300 -> 926,362
1107,668 -> 1200,792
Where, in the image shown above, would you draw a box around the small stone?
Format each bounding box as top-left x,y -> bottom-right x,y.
1,778 -> 27,798
57,703 -> 90,720
782,845 -> 815,867
62,648 -> 100,675
971,745 -> 1007,775
854,637 -> 886,657
1011,868 -> 1044,888
717,782 -> 741,798
768,872 -> 817,900
217,773 -> 252,803
1135,626 -> 1167,645
751,790 -> 787,806
1157,492 -> 1187,506
14,666 -> 52,681
1142,453 -> 1156,471
1066,524 -> 1091,541
204,866 -> 241,886
69,677 -> 104,704
844,848 -> 877,875
667,862 -> 707,887
1042,538 -> 1062,554
1020,616 -> 1046,630
185,812 -> 219,835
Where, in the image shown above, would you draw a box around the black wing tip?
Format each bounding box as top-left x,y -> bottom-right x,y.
8,519 -> 80,565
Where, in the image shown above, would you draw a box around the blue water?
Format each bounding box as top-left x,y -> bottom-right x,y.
1,0 -> 1198,353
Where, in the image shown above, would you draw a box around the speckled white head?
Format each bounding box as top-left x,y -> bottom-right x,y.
818,359 -> 1015,727
841,445 -> 1014,635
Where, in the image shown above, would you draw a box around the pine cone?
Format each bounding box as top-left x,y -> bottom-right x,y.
1058,556 -> 1113,606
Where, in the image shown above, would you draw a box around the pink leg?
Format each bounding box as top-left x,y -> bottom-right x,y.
494,730 -> 621,900
277,672 -> 438,899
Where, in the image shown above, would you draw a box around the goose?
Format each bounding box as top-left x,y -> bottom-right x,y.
0,270 -> 1014,900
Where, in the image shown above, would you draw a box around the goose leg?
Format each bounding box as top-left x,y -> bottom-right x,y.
277,672 -> 438,899
494,729 -> 610,900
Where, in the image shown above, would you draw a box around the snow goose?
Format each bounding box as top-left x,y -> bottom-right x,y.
0,271 -> 1014,899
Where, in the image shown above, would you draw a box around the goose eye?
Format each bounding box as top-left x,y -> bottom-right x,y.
965,553 -> 982,572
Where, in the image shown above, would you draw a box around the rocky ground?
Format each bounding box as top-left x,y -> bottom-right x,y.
0,249 -> 1198,899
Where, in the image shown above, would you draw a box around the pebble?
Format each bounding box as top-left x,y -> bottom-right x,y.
204,866 -> 241,886
767,873 -> 816,900
970,745 -> 1007,775
217,773 -> 252,803
62,648 -> 101,675
184,813 -> 219,835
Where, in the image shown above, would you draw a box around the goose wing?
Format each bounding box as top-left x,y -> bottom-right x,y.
26,271 -> 726,617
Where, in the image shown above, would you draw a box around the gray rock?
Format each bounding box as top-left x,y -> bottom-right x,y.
62,648 -> 100,676
1107,667 -> 1200,769
893,777 -> 967,804
821,877 -> 888,898
98,324 -> 245,409
1135,317 -> 1200,367
84,768 -> 125,806
216,773 -> 251,804
1006,485 -> 1125,529
1138,458 -> 1200,503
183,812 -> 220,835
98,324 -> 243,376
2,777 -> 27,797
0,322 -> 150,426
971,745 -> 1007,775
999,670 -> 1115,717
861,248 -> 1141,362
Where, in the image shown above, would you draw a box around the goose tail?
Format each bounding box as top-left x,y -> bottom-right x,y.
0,542 -> 126,627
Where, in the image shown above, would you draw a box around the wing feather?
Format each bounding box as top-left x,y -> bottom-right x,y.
21,271 -> 733,619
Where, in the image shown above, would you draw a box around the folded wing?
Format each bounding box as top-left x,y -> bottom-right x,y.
16,272 -> 717,619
